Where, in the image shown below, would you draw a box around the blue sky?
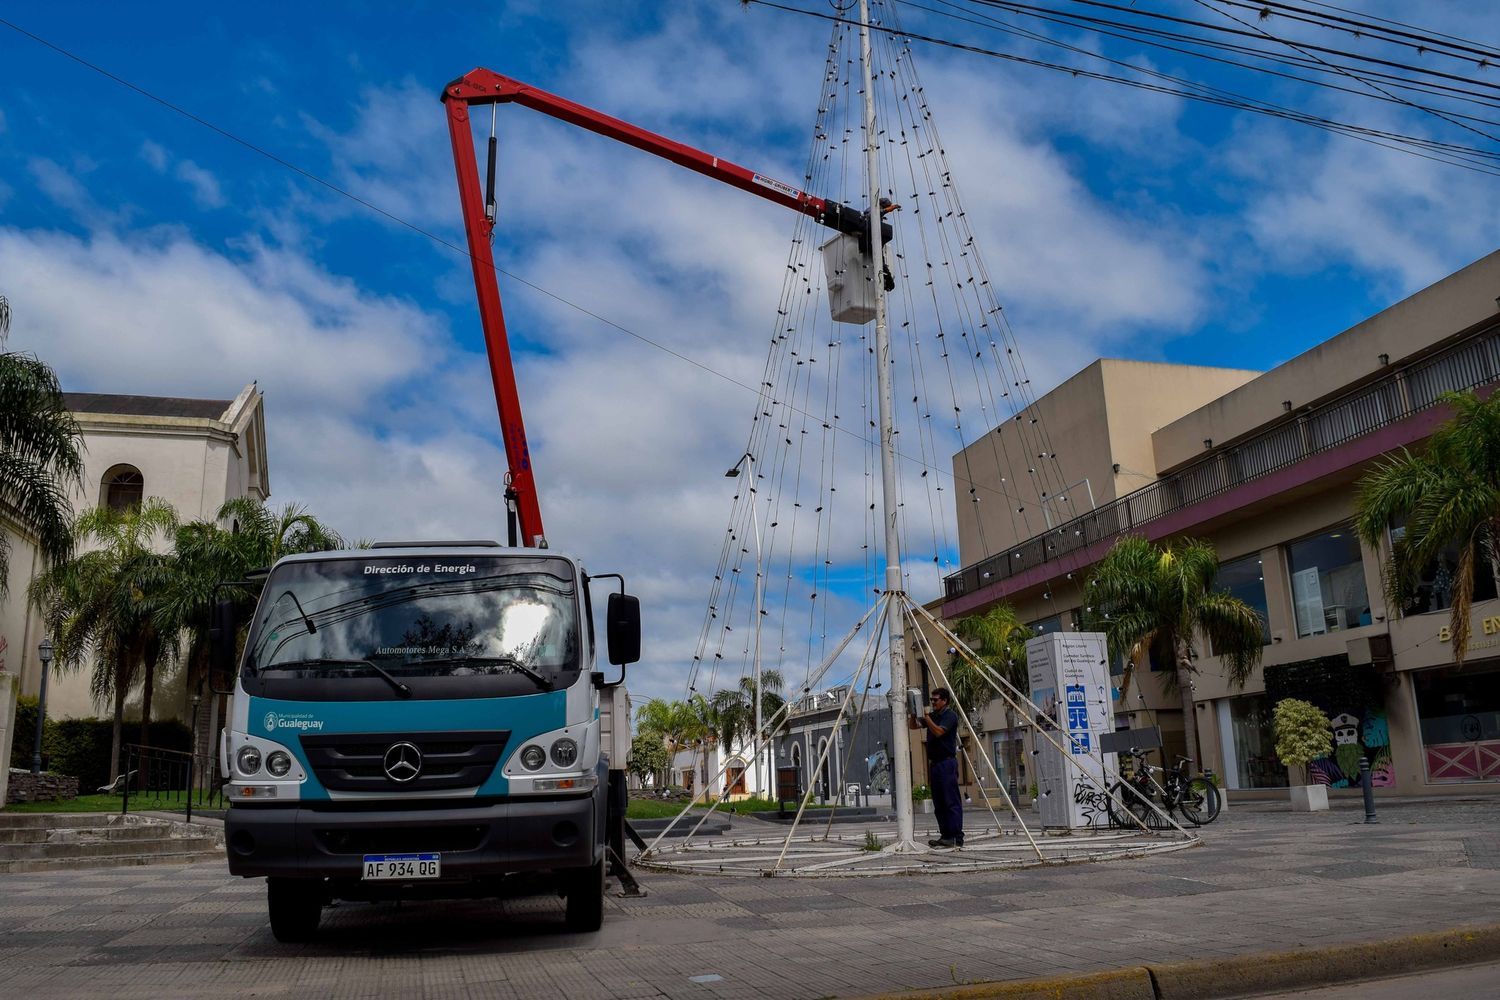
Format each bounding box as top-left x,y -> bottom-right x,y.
2,1 -> 1497,705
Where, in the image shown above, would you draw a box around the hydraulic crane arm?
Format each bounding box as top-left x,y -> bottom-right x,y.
442,68 -> 886,548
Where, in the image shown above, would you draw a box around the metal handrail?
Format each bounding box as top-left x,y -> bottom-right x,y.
121,743 -> 225,821
945,322 -> 1500,599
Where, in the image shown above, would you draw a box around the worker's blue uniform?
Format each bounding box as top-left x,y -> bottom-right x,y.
927,706 -> 963,845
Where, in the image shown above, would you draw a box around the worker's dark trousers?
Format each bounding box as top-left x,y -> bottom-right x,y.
929,757 -> 963,844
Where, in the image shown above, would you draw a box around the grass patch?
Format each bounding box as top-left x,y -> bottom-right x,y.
5,792 -> 215,815
4,793 -> 127,814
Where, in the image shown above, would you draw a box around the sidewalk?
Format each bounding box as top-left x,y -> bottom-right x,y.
0,797 -> 1496,999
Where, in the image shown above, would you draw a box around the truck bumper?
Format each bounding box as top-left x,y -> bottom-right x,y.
226,791 -> 602,881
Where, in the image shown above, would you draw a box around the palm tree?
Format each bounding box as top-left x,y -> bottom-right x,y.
165,498 -> 346,758
31,498 -> 179,782
1083,536 -> 1264,767
636,697 -> 704,789
1355,389 -> 1500,662
709,670 -> 785,798
951,605 -> 1032,796
0,295 -> 85,598
687,693 -> 719,801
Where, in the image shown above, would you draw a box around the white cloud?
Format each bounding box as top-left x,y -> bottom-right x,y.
140,139 -> 169,172
175,160 -> 225,209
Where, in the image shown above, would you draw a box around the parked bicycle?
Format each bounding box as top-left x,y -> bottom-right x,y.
1108,748 -> 1222,829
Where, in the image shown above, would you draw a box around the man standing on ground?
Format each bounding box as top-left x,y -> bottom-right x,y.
911,688 -> 962,848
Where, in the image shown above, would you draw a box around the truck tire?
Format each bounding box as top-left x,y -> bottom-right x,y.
267,877 -> 322,943
563,856 -> 605,932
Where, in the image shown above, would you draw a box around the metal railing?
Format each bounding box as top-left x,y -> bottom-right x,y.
945,321 -> 1500,600
121,744 -> 225,821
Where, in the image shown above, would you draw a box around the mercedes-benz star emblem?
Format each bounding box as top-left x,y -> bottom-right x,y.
383,742 -> 423,782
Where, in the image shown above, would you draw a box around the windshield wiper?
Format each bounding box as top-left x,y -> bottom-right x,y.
424,656 -> 554,691
280,658 -> 413,698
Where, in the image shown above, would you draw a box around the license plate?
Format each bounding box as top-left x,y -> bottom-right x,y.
362,853 -> 440,880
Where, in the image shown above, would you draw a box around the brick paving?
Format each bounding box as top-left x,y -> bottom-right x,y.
0,797 -> 1497,999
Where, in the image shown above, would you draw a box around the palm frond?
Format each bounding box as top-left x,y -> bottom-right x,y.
1196,591 -> 1265,688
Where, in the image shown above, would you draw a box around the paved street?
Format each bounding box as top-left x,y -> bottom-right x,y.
1,797 -> 1498,999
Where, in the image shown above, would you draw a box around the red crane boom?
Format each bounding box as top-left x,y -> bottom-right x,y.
441,68 -> 882,548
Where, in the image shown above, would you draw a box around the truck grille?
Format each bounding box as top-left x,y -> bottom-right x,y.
315,825 -> 486,855
299,730 -> 510,793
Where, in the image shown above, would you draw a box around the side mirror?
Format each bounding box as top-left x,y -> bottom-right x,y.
606,592 -> 640,668
209,599 -> 239,676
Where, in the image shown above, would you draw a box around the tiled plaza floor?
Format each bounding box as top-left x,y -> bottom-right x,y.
0,798 -> 1496,999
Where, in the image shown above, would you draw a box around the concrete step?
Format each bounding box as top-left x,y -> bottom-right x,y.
0,814 -> 225,872
0,849 -> 225,874
0,823 -> 183,845
0,812 -> 118,829
0,834 -> 221,862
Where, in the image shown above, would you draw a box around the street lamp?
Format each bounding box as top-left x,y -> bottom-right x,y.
31,637 -> 53,775
725,451 -> 765,802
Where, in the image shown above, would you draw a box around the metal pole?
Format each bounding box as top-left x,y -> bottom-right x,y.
749,453 -> 764,804
31,638 -> 52,775
1359,756 -> 1378,824
858,0 -> 916,847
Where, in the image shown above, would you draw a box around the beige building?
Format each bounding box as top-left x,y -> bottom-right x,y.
1,384 -> 269,721
937,248 -> 1500,797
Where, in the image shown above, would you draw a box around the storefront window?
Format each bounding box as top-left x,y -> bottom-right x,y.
1215,552 -> 1271,649
1228,694 -> 1289,788
1390,523 -> 1499,615
1414,662 -> 1500,782
1029,614 -> 1064,635
1287,525 -> 1371,637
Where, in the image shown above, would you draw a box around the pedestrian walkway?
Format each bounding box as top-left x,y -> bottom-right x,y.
0,798 -> 1496,999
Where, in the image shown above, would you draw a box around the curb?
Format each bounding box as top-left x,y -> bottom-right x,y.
853,923 -> 1500,1000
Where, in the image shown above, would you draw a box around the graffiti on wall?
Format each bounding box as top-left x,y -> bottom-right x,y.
1309,708 -> 1394,788
1073,779 -> 1111,828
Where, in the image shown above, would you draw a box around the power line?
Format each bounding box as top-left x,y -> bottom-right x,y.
1216,0 -> 1500,64
1030,0 -> 1500,84
1188,0 -> 1500,153
921,0 -> 1500,130
966,0 -> 1500,102
748,1 -> 1500,175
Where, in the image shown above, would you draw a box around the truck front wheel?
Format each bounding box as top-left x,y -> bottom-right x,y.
267,877 -> 323,943
563,856 -> 605,932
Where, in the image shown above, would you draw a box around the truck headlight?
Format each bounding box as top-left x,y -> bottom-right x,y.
266,751 -> 292,777
520,745 -> 547,770
237,745 -> 263,776
550,738 -> 578,767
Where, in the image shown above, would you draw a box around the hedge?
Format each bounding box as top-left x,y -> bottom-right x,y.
8,696 -> 192,792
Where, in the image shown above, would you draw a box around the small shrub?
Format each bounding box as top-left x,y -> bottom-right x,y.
8,695 -> 40,765
861,829 -> 882,852
912,783 -> 932,802
1273,698 -> 1333,772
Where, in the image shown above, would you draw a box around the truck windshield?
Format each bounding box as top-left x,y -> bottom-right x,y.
241,555 -> 581,701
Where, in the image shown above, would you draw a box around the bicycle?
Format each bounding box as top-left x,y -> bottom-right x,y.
1108,748 -> 1222,829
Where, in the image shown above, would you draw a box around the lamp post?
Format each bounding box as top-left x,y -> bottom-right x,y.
31,637 -> 53,775
725,452 -> 764,802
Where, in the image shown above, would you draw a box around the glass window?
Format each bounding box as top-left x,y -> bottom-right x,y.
243,555 -> 582,701
1228,694 -> 1288,789
1390,522 -> 1499,615
1215,553 -> 1271,648
1287,525 -> 1371,637
102,466 -> 144,512
1414,662 -> 1500,782
1028,614 -> 1064,635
